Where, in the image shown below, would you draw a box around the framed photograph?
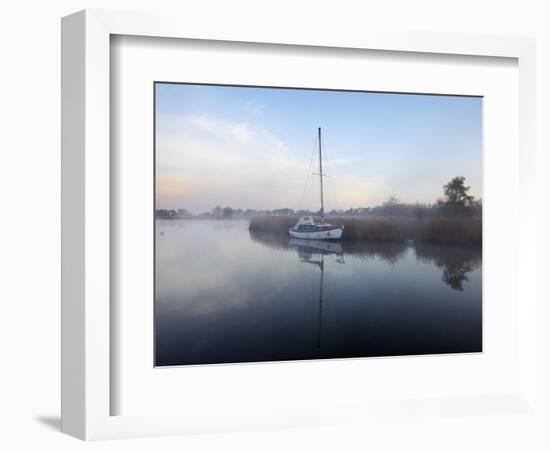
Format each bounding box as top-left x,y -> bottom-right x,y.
153,82 -> 483,367
62,9 -> 538,440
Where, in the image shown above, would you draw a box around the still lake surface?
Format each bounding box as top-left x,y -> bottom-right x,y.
155,219 -> 482,366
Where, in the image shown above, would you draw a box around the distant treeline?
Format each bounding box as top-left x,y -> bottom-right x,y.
156,176 -> 482,221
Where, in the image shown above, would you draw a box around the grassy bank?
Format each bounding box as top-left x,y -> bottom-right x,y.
249,216 -> 482,246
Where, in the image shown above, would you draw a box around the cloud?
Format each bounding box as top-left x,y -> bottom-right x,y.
155,113 -> 313,212
155,113 -> 406,213
177,114 -> 254,142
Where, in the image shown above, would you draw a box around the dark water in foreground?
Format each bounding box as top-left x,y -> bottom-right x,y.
155,220 -> 482,366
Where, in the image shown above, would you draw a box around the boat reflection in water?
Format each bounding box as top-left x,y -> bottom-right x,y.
289,238 -> 345,349
289,238 -> 345,265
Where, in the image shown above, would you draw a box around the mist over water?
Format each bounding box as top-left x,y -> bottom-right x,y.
155,220 -> 482,366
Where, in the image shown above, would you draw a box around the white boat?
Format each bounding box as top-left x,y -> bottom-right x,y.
289,216 -> 343,240
289,127 -> 344,240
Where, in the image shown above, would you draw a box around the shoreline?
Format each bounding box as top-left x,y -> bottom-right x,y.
249,216 -> 482,246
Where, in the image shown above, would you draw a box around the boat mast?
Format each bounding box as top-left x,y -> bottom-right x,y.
318,127 -> 324,223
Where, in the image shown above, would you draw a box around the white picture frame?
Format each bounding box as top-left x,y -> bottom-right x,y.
61,9 -> 538,441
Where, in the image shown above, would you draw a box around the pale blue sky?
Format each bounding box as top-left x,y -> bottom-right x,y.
155,83 -> 482,214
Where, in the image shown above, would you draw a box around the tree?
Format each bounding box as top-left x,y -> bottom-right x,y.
222,206 -> 234,218
438,176 -> 475,217
177,208 -> 192,218
382,195 -> 400,218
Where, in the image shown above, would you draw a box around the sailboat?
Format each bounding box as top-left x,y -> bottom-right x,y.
289,127 -> 344,240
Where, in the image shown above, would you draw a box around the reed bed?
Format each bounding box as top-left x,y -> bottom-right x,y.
248,216 -> 482,246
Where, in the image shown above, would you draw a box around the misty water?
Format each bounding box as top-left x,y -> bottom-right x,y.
155,219 -> 482,366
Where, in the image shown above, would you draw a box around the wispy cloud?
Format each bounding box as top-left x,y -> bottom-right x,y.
155,113 -> 314,213
184,114 -> 254,142
155,113 -> 420,212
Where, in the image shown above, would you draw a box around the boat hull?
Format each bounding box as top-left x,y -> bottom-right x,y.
289,227 -> 343,240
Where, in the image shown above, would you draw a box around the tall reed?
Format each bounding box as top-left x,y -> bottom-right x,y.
248,216 -> 481,246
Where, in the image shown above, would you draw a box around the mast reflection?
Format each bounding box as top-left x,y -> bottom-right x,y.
289,238 -> 345,349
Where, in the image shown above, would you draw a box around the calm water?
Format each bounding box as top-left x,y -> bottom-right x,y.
155,220 -> 482,366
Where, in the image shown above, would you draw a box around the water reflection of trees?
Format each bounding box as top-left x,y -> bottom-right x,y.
249,231 -> 482,291
249,231 -> 408,264
341,241 -> 407,265
414,244 -> 481,291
